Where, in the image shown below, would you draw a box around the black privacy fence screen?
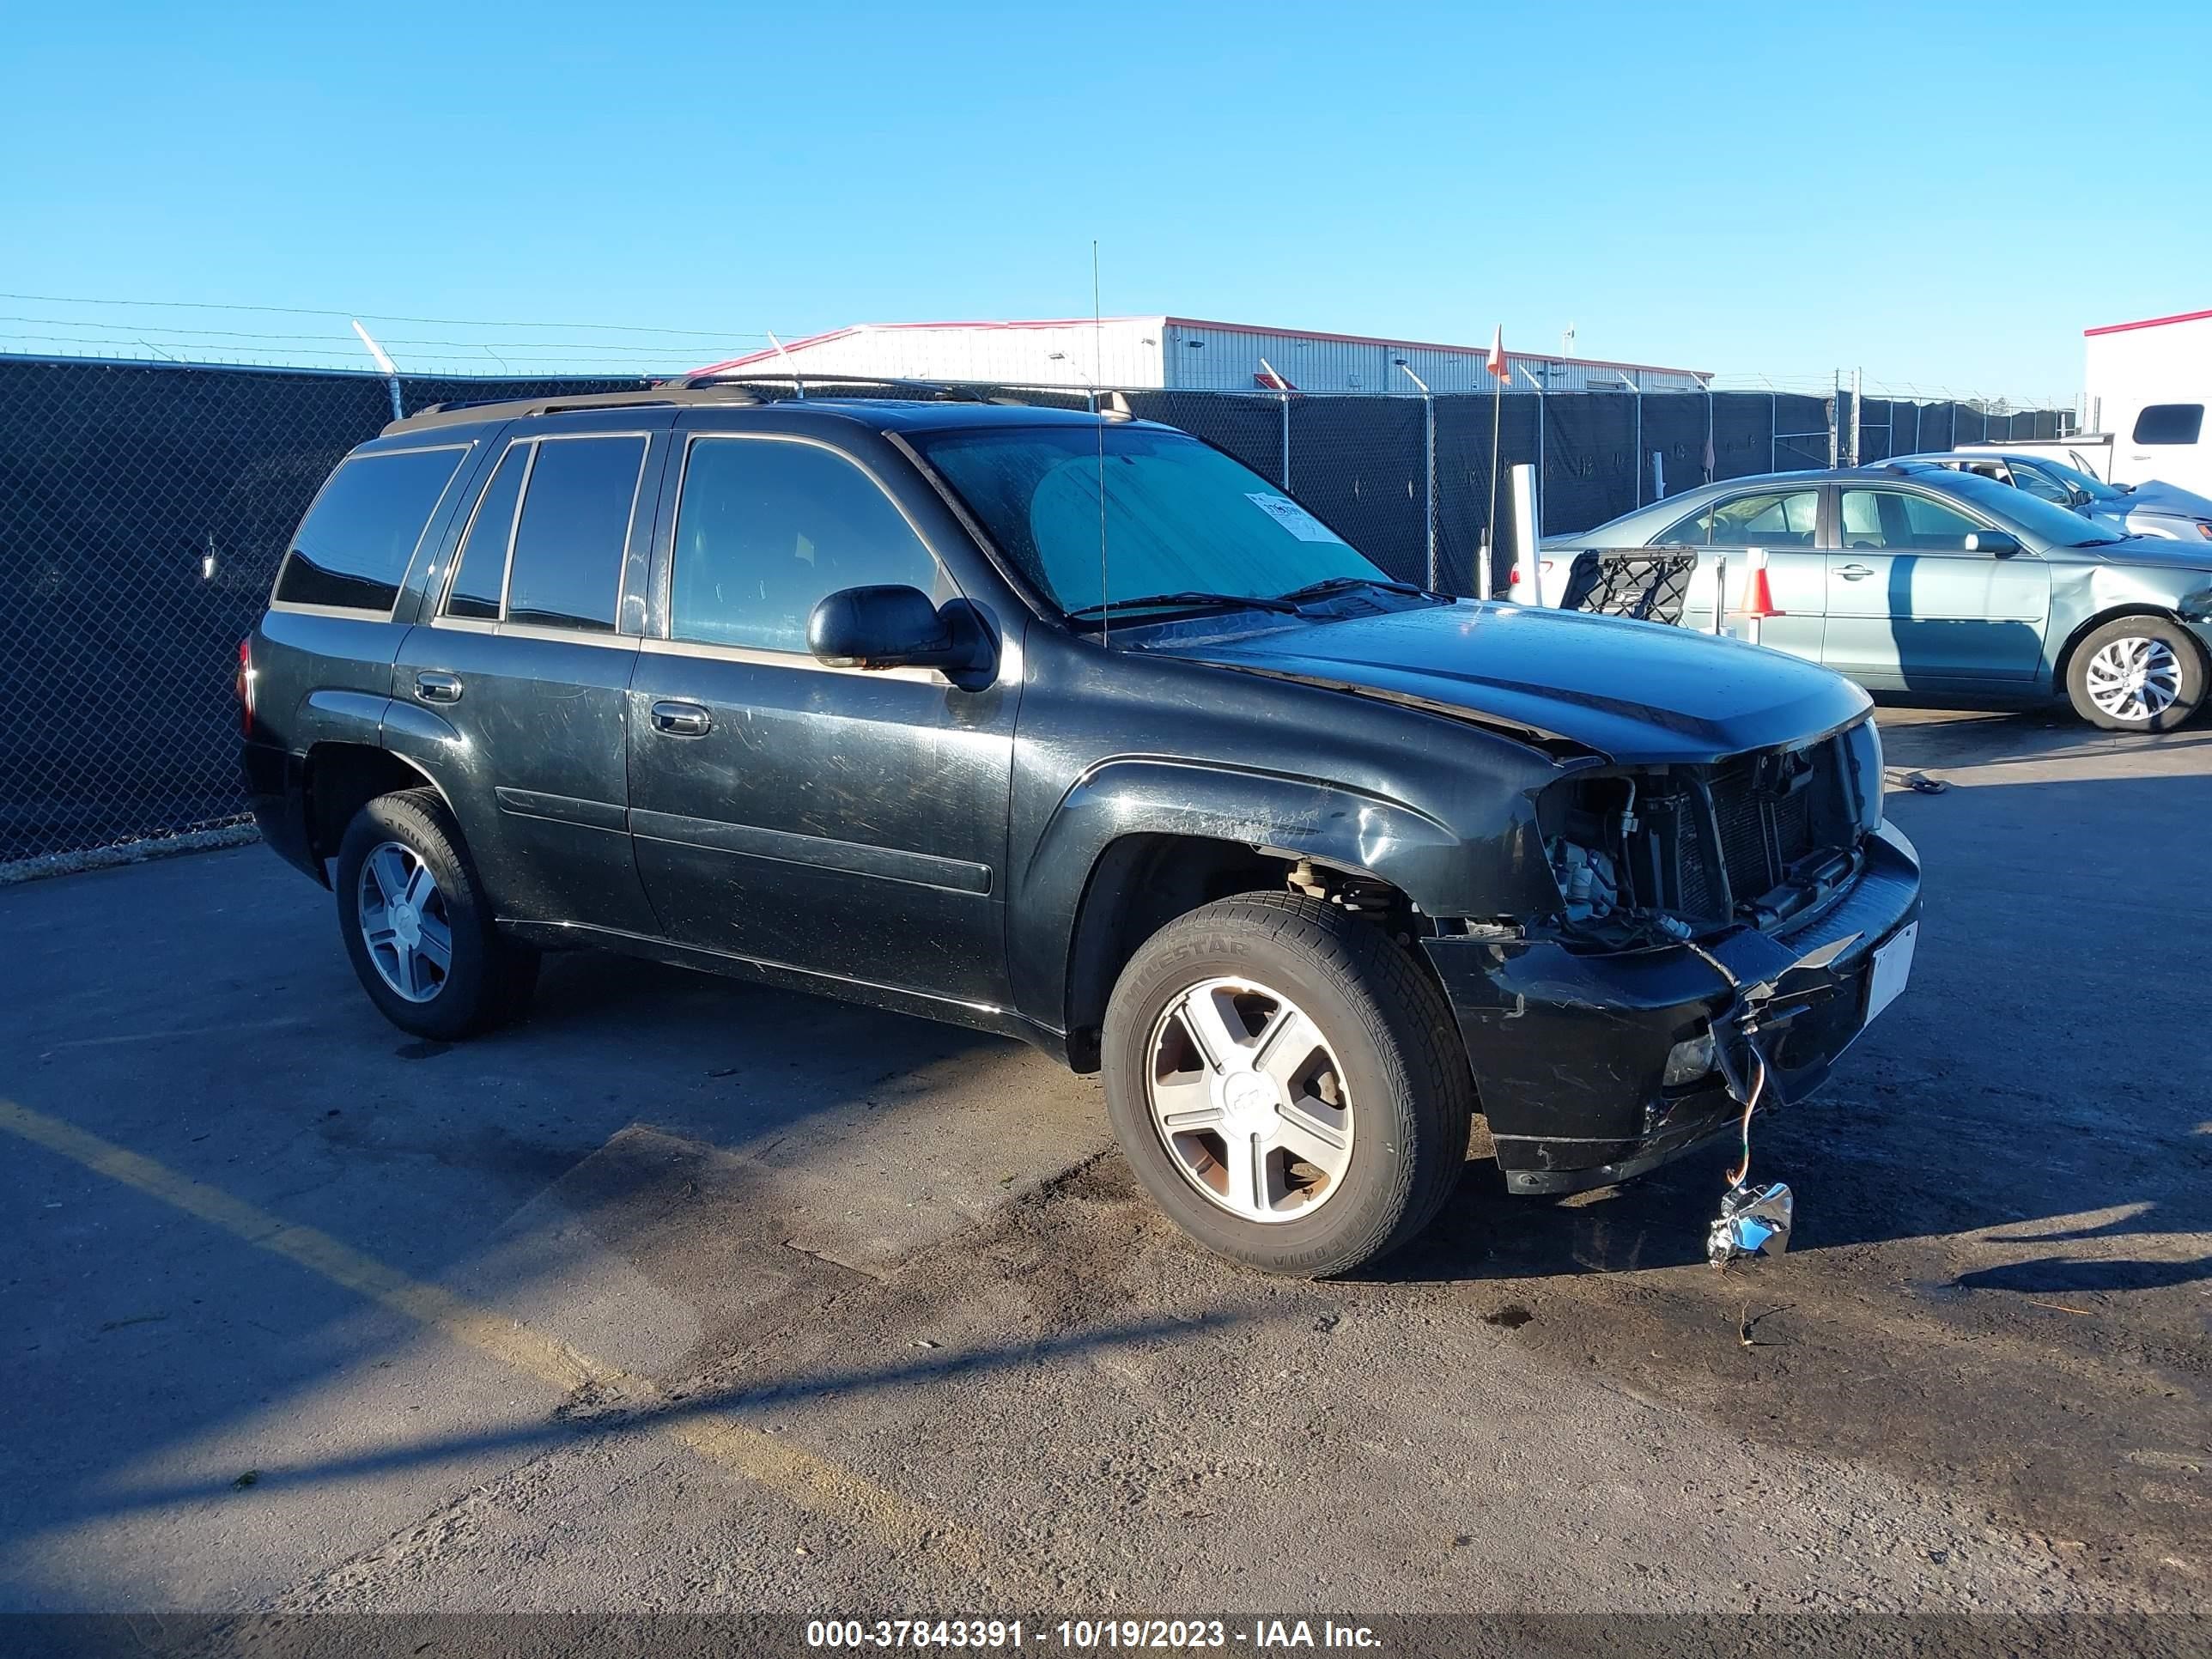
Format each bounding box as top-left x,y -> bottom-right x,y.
0,354 -> 2068,867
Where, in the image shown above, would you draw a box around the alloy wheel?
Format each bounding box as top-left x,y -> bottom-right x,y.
1145,976 -> 1353,1223
356,841 -> 453,1003
2084,635 -> 2182,723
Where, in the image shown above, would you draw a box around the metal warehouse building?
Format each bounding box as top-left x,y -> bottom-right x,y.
695,317 -> 1710,395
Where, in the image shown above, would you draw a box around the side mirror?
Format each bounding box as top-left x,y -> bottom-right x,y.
1963,530 -> 2021,556
808,585 -> 994,684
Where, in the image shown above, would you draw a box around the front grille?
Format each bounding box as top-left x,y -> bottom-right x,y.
1543,719 -> 1877,937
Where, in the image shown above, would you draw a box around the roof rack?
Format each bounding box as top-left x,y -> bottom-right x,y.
380,373 -> 1097,438
383,383 -> 763,436
687,371 -> 1018,404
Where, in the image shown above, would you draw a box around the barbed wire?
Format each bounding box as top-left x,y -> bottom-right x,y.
0,291 -> 769,338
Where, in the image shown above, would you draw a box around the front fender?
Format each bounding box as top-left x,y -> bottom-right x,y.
1007,755 -> 1559,1032
2049,562 -> 2212,680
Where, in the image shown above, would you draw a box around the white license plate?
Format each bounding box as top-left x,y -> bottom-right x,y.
1864,921 -> 1918,1025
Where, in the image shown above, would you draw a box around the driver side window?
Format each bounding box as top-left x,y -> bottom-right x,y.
1838,489 -> 1984,551
2005,462 -> 2074,506
670,437 -> 953,652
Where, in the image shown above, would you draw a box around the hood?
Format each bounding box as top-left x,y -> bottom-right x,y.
2079,532 -> 2212,572
1158,601 -> 1871,765
2120,478 -> 2212,519
2120,503 -> 2212,543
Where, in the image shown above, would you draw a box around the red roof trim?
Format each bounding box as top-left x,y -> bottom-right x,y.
861,317 -> 1152,331
2084,307 -> 2212,337
688,325 -> 864,376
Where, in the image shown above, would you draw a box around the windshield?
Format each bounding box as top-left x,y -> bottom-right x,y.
909,423 -> 1392,617
1923,469 -> 2120,547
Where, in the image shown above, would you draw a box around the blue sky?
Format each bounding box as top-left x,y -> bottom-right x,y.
3,0 -> 2206,399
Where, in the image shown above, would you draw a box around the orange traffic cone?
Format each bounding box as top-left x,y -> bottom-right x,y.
1735,550 -> 1784,644
1742,556 -> 1784,620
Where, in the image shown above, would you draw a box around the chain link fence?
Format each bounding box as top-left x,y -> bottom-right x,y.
0,353 -> 2068,872
0,357 -> 653,872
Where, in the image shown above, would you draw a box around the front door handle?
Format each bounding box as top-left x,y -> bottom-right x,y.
1836,563 -> 1875,581
414,671 -> 463,703
651,699 -> 712,737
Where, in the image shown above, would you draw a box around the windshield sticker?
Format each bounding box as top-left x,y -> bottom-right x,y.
1246,493 -> 1342,543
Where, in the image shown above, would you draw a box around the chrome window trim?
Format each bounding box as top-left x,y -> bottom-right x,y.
637,632 -> 945,685
273,441 -> 473,622
495,440 -> 545,620
434,437 -> 530,623
498,621 -> 641,650
664,430 -> 955,653
267,599 -> 405,622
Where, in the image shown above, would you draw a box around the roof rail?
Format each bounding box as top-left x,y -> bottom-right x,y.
381,383 -> 761,436
684,371 -> 1005,404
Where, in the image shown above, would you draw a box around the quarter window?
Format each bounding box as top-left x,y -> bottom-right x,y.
670,438 -> 948,652
503,435 -> 647,632
275,447 -> 465,612
1659,489 -> 1820,548
2133,404 -> 2204,446
443,444 -> 528,620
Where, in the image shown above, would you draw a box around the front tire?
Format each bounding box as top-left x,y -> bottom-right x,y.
333,788 -> 538,1040
2065,616 -> 2205,732
1101,892 -> 1474,1277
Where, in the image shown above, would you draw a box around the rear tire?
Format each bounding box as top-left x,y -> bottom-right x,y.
1101,892 -> 1473,1277
2064,615 -> 2205,732
333,788 -> 538,1040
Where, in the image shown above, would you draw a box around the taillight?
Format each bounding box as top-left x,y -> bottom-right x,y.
236,635 -> 256,736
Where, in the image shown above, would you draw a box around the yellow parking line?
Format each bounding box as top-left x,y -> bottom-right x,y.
0,1096 -> 980,1568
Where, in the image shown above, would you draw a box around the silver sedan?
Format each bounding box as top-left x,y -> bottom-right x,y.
1901,450 -> 2212,544
1543,461 -> 2212,731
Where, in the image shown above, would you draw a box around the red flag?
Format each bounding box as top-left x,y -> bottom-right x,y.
1486,325 -> 1509,380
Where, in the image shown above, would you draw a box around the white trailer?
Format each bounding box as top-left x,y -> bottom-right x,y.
2080,307 -> 2212,494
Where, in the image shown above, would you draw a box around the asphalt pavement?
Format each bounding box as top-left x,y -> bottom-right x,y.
3,705 -> 2208,1645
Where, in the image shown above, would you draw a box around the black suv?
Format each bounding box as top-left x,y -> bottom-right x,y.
241,386 -> 1920,1275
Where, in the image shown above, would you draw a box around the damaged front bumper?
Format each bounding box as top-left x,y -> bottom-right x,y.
1422,821 -> 1921,1195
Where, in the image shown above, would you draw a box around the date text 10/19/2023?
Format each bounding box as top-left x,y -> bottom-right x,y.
805,1620 -> 1384,1650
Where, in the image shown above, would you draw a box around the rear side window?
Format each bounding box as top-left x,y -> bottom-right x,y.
276,447 -> 465,612
503,435 -> 647,632
443,444 -> 529,620
1660,489 -> 1819,547
2133,404 -> 2204,446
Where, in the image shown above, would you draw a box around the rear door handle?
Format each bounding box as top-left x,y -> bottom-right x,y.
1836,563 -> 1875,580
651,699 -> 712,737
414,671 -> 463,703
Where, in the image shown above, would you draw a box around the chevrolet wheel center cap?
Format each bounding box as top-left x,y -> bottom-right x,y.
392,902 -> 421,946
1223,1072 -> 1279,1134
